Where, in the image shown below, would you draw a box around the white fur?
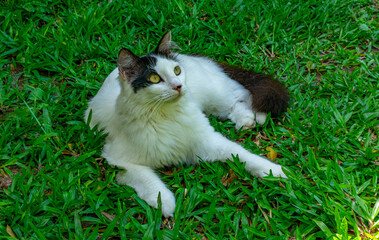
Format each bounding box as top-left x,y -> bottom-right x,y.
177,54 -> 258,129
85,54 -> 285,217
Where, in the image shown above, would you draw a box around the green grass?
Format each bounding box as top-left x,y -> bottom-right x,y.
1,0 -> 378,239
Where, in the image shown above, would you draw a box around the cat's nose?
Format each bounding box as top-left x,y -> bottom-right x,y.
173,85 -> 182,93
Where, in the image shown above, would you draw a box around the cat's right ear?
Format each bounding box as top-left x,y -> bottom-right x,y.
117,48 -> 140,82
154,31 -> 180,56
154,31 -> 172,56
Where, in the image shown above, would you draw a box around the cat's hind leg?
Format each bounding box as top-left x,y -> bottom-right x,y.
115,163 -> 176,217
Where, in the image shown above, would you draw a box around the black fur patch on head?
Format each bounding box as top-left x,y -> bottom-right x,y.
118,31 -> 181,92
129,55 -> 158,92
129,53 -> 178,92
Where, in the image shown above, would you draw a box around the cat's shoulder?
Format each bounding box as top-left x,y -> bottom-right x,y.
95,68 -> 121,95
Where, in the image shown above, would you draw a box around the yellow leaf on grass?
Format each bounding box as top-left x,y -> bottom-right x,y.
266,147 -> 277,161
6,225 -> 17,239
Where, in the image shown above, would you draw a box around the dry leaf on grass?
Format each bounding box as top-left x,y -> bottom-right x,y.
6,225 -> 17,238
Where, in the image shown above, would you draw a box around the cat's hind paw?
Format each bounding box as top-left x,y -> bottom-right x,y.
232,112 -> 268,130
234,114 -> 256,130
255,112 -> 267,125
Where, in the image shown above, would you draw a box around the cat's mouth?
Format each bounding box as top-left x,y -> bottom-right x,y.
168,90 -> 184,102
171,92 -> 182,101
152,89 -> 184,105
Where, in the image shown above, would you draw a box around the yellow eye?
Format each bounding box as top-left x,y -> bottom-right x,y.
174,66 -> 181,75
149,74 -> 161,83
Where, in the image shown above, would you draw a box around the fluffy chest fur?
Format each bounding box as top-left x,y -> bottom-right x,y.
107,92 -> 206,168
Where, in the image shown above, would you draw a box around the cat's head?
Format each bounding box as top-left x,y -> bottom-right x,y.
117,31 -> 185,103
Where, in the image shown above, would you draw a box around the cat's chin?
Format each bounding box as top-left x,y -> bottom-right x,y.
166,96 -> 181,103
167,91 -> 184,102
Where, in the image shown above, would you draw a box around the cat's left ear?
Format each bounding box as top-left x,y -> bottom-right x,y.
154,31 -> 180,56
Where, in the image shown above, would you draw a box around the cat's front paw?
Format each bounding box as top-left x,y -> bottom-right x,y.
116,171 -> 176,217
252,164 -> 287,178
144,188 -> 176,217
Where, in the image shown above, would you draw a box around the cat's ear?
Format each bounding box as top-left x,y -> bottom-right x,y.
154,31 -> 179,56
117,48 -> 141,82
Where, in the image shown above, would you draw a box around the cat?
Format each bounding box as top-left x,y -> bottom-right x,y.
85,31 -> 289,217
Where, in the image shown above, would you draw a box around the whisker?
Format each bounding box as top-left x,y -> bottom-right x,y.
144,91 -> 176,118
146,95 -> 161,104
148,98 -> 164,118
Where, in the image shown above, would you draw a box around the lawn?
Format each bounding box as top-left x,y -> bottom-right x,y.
1,0 -> 378,239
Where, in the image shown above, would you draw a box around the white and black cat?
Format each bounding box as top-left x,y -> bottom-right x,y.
85,31 -> 289,217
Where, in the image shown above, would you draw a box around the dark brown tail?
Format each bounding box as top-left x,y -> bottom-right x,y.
219,63 -> 289,116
